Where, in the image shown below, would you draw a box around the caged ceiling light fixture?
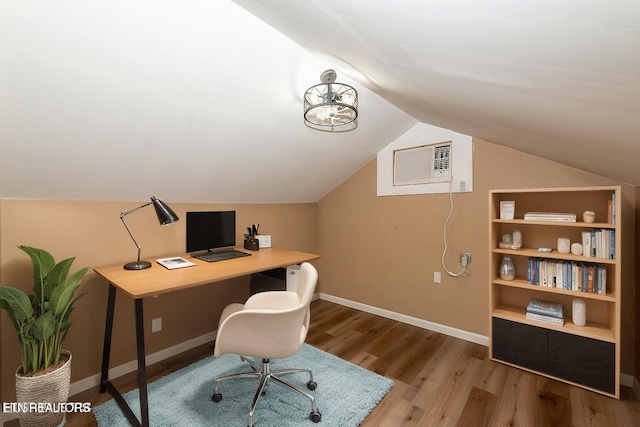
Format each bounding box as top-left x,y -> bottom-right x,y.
303,69 -> 358,132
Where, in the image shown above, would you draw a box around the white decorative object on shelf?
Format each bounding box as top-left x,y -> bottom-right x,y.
499,233 -> 512,249
583,210 -> 596,223
557,237 -> 571,254
511,230 -> 522,250
571,243 -> 583,255
572,298 -> 587,327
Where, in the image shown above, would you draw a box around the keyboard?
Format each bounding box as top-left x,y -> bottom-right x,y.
194,250 -> 252,263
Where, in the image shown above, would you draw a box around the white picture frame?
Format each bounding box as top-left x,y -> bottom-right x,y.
500,201 -> 515,220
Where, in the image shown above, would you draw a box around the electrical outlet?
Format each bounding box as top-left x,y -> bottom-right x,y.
152,318 -> 162,333
459,253 -> 472,266
460,181 -> 466,192
433,272 -> 441,284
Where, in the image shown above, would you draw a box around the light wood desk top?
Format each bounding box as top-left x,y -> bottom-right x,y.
94,247 -> 319,299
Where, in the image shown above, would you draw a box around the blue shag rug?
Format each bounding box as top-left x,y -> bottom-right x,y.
93,344 -> 393,426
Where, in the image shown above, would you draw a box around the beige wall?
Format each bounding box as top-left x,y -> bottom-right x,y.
317,138 -> 636,376
0,200 -> 317,402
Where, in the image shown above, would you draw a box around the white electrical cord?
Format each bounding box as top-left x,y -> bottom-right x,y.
442,178 -> 470,277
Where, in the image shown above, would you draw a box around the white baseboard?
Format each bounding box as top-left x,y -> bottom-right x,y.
317,293 -> 489,346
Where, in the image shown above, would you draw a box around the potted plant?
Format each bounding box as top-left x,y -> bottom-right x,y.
0,246 -> 88,427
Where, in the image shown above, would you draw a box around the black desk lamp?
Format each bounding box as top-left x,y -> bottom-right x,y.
120,196 -> 180,270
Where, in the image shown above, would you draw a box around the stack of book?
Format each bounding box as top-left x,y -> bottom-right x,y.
526,299 -> 564,325
524,212 -> 577,222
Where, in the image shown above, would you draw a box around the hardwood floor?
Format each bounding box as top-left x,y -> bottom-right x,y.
8,299 -> 639,426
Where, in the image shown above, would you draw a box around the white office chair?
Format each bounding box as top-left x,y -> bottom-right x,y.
211,262 -> 321,426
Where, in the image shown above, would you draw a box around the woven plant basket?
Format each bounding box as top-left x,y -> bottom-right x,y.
15,350 -> 72,427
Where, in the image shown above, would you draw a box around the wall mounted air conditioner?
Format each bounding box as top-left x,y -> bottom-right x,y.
393,142 -> 452,186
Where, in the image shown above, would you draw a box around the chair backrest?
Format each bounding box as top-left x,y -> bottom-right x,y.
296,262 -> 318,305
214,262 -> 318,359
295,262 -> 317,338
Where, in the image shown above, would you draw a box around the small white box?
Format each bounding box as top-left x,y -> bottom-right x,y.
257,235 -> 272,248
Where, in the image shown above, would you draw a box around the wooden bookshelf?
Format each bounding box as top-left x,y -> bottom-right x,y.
489,186 -> 621,398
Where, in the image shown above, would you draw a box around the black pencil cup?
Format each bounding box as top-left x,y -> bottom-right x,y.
244,239 -> 259,251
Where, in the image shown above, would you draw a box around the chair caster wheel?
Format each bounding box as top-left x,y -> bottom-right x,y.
310,411 -> 322,423
307,381 -> 317,390
212,393 -> 222,402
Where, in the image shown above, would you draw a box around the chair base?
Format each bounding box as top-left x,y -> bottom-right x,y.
212,356 -> 321,426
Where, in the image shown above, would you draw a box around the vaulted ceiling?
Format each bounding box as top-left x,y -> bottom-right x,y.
2,1 -> 639,203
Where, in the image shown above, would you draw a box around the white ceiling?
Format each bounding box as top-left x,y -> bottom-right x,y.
1,1 -> 639,204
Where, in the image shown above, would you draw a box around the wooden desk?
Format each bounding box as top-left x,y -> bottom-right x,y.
94,247 -> 320,427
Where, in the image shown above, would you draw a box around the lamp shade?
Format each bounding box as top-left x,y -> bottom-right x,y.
304,69 -> 358,132
151,196 -> 179,225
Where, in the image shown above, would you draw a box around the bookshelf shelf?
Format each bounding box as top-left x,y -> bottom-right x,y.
492,305 -> 615,342
492,247 -> 616,264
491,277 -> 616,301
489,186 -> 621,398
492,219 -> 616,229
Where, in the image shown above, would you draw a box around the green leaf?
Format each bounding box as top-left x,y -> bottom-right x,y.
49,283 -> 78,316
33,311 -> 55,341
66,266 -> 89,287
19,246 -> 55,299
0,298 -> 19,329
0,286 -> 33,321
43,258 -> 74,299
48,267 -> 87,316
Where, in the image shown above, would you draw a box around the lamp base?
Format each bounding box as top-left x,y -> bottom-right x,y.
123,261 -> 152,270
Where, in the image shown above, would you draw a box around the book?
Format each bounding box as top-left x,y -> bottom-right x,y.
524,212 -> 577,222
156,257 -> 196,270
527,306 -> 564,319
526,312 -> 565,325
527,299 -> 564,318
586,264 -> 595,293
597,265 -> 607,295
582,231 -> 592,258
611,193 -> 616,224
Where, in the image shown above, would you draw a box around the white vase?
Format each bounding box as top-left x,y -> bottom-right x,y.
557,237 -> 571,254
572,299 -> 587,327
15,350 -> 72,427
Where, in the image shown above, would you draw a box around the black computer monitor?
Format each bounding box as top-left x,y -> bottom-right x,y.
186,211 -> 236,254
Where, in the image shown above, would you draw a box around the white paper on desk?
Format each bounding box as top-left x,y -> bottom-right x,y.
156,257 -> 196,270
